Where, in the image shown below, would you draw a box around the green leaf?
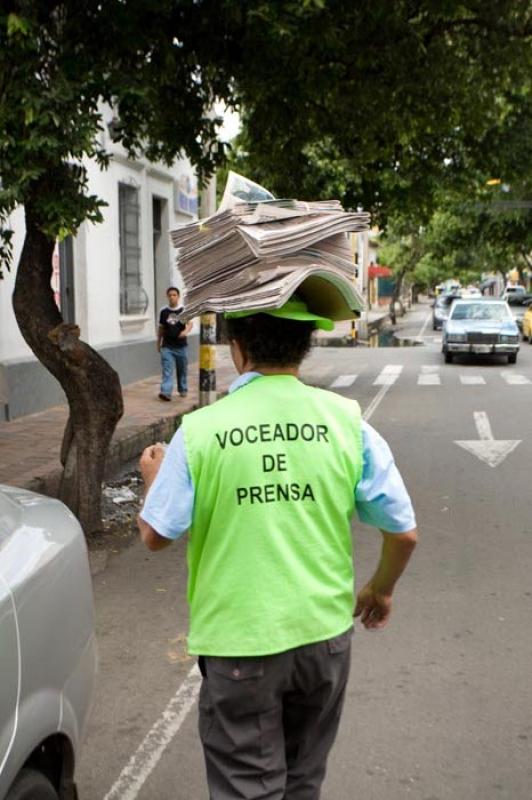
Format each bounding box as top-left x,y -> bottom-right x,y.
7,13 -> 30,37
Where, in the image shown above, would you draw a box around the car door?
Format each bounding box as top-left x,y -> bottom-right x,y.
0,565 -> 20,776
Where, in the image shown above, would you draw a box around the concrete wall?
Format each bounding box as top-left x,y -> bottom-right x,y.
0,334 -> 199,421
0,106 -> 201,419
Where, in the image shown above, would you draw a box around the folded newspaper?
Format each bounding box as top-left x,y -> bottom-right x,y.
170,173 -> 369,321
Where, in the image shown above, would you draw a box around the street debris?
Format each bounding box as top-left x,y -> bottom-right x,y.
92,468 -> 144,552
103,486 -> 137,505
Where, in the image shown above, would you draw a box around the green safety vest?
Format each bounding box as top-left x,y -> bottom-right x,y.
182,374 -> 364,656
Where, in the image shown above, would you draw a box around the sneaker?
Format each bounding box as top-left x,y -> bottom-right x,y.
158,393 -> 171,401
179,392 -> 188,398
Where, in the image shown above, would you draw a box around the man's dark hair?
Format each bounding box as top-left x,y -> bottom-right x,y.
167,286 -> 180,294
225,314 -> 315,366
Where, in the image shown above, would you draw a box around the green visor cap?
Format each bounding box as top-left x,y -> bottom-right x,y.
225,297 -> 335,331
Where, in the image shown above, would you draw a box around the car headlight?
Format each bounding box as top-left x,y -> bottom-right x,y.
447,334 -> 467,342
500,335 -> 519,344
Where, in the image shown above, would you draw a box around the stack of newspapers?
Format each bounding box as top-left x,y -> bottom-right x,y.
170,175 -> 369,321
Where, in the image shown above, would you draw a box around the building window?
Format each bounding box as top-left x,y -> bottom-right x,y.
119,183 -> 148,315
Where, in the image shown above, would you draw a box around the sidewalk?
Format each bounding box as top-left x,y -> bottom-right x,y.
0,347 -> 239,497
0,307 -> 394,497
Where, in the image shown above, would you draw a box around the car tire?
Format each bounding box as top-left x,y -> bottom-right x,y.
508,353 -> 517,364
444,351 -> 453,364
5,769 -> 59,800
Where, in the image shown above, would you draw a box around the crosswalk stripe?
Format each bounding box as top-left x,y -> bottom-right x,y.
329,368 -> 532,389
501,373 -> 531,385
460,375 -> 486,385
418,374 -> 441,385
330,374 -> 358,388
373,365 -> 403,385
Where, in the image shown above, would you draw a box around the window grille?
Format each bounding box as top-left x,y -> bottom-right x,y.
119,184 -> 147,314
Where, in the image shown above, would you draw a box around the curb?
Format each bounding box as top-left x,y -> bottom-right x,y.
18,408 -> 193,499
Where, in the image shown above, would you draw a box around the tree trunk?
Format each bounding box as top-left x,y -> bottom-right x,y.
389,269 -> 405,326
12,205 -> 123,536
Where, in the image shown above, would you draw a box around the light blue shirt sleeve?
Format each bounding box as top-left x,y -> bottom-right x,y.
356,421 -> 417,533
139,427 -> 194,540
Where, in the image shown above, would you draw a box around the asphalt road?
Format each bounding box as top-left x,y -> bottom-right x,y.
78,301 -> 532,800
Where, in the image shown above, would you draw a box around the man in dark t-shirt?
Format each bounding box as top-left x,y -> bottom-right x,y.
157,287 -> 193,400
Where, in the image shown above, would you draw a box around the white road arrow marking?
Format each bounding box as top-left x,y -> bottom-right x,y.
455,411 -> 521,468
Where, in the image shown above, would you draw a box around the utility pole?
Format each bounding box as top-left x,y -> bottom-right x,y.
199,177 -> 217,406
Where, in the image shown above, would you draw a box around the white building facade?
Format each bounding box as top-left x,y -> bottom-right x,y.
0,109 -> 200,420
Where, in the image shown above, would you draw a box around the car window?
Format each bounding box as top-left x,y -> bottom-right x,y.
507,295 -> 532,306
450,303 -> 510,321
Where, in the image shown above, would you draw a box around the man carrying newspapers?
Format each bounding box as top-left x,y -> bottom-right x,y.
137,176 -> 417,799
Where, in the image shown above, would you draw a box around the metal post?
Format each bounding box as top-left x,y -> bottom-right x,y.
199,313 -> 217,406
197,175 -> 218,407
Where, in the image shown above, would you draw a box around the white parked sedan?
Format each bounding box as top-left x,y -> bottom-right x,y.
442,299 -> 520,364
0,486 -> 96,800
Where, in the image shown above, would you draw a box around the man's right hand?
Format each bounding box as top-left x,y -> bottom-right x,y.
139,442 -> 166,488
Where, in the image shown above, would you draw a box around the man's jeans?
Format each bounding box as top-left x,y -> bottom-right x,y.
160,346 -> 188,396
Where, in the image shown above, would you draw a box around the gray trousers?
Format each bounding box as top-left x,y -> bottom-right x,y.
197,628 -> 352,800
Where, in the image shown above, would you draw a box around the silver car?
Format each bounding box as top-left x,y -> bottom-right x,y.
432,293 -> 459,330
0,485 -> 96,800
442,299 -> 520,364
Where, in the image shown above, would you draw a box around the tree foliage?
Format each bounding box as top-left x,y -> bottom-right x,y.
0,0 -> 234,278
228,1 -> 532,223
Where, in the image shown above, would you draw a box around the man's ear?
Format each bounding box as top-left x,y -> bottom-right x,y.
230,338 -> 248,373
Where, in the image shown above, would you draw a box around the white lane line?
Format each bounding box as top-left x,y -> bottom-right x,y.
421,365 -> 440,373
102,664 -> 202,800
418,374 -> 441,385
330,374 -> 358,388
363,383 -> 393,422
501,373 -> 531,385
373,365 -> 403,385
417,311 -> 433,338
460,375 -> 486,385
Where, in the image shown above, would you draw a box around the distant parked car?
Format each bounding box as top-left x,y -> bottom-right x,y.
505,293 -> 532,331
0,485 -> 96,800
501,285 -> 526,300
442,299 -> 520,364
432,293 -> 459,330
